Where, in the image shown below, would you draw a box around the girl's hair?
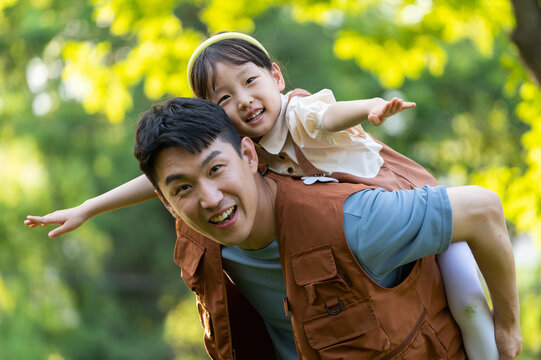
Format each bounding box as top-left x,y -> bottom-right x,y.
190,38 -> 273,100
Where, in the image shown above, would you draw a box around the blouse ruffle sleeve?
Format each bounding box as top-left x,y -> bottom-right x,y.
286,89 -> 384,178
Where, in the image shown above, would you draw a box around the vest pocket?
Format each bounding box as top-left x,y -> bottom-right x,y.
391,321 -> 446,360
303,297 -> 390,359
291,244 -> 338,285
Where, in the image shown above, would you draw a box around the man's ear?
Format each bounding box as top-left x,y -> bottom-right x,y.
240,137 -> 259,173
155,189 -> 180,219
271,62 -> 285,92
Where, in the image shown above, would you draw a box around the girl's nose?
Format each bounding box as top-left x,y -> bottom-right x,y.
238,93 -> 253,110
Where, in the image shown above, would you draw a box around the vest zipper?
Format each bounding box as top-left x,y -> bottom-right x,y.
380,309 -> 427,360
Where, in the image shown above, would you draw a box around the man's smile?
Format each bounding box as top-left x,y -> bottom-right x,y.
209,205 -> 237,226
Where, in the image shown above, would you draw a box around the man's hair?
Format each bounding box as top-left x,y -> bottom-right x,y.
190,38 -> 273,100
134,97 -> 241,191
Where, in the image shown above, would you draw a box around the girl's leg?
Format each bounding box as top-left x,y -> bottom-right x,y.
437,242 -> 499,360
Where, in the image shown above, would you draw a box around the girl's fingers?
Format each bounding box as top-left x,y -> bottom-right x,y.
403,101 -> 416,108
24,219 -> 41,227
27,215 -> 61,225
49,225 -> 69,238
377,98 -> 415,121
384,101 -> 395,115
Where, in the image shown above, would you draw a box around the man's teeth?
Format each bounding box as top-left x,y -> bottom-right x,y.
247,109 -> 263,122
210,207 -> 234,223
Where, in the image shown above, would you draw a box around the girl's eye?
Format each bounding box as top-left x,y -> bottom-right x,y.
217,95 -> 230,105
246,77 -> 256,85
175,184 -> 191,196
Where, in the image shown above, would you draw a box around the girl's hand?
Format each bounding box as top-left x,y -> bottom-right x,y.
24,206 -> 89,238
367,97 -> 416,126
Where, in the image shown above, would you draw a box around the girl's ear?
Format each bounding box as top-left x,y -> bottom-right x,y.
271,63 -> 285,92
240,137 -> 259,173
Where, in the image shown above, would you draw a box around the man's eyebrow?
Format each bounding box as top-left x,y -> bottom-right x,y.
165,173 -> 185,186
164,150 -> 222,186
201,150 -> 221,168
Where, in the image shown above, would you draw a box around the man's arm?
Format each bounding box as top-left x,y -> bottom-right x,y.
25,174 -> 156,238
321,97 -> 416,132
446,186 -> 522,360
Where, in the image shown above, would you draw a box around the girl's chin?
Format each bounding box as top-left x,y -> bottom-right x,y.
249,123 -> 275,138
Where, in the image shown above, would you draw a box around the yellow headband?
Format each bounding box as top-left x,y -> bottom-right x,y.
186,32 -> 269,95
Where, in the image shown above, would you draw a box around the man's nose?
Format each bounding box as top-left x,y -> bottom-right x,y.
199,181 -> 223,209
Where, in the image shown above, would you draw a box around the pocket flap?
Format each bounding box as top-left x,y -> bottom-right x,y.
291,244 -> 337,286
174,237 -> 205,277
304,298 -> 388,350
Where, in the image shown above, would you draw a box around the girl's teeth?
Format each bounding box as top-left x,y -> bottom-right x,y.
247,109 -> 263,121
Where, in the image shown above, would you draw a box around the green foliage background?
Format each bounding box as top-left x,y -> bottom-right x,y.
1,0 -> 540,359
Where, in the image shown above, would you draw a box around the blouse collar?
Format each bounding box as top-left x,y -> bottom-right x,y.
257,93 -> 289,154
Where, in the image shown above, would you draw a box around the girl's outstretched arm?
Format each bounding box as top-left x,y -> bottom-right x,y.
25,174 -> 156,238
321,97 -> 415,132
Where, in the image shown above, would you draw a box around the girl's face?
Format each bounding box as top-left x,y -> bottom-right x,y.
208,61 -> 285,138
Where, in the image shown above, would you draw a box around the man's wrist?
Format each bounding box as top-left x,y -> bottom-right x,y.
493,296 -> 521,329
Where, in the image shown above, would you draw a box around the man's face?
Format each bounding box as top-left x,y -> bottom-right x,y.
154,137 -> 263,249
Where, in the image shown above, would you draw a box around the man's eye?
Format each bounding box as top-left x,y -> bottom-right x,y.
175,184 -> 191,195
218,95 -> 230,105
210,164 -> 223,174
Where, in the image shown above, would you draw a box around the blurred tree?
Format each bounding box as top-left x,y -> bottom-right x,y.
0,0 -> 202,358
510,0 -> 541,86
1,0 -> 540,359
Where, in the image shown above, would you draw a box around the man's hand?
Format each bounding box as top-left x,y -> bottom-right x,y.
367,97 -> 415,126
24,206 -> 89,238
494,311 -> 523,360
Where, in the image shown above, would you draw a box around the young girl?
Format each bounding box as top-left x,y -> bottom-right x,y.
26,32 -> 498,359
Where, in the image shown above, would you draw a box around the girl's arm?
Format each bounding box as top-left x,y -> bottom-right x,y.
321,97 -> 415,132
25,174 -> 156,238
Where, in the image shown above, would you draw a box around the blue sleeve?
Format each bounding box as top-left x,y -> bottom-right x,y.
343,185 -> 452,286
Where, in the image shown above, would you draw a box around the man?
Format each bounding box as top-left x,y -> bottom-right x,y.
134,97 -> 521,360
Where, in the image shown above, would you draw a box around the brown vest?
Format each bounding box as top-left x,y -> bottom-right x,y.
273,173 -> 465,359
174,219 -> 276,360
173,172 -> 465,359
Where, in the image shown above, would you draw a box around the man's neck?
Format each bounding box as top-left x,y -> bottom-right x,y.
238,174 -> 277,251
